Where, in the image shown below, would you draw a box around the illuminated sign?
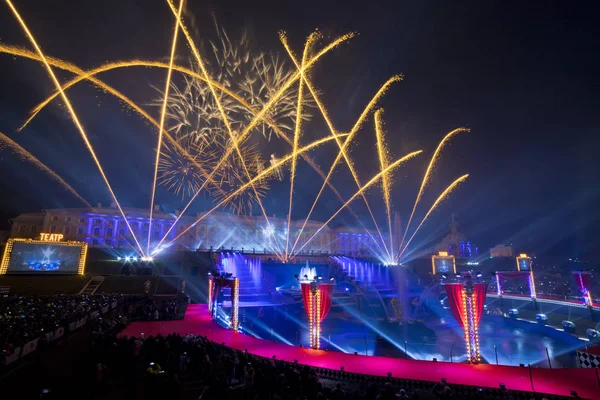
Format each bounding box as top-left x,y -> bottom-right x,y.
432,251 -> 456,274
39,233 -> 64,242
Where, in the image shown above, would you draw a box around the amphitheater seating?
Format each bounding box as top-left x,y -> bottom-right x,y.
0,275 -> 89,295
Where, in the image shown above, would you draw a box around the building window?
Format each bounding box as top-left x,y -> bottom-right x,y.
50,225 -> 56,233
94,219 -> 102,226
118,240 -> 125,248
118,229 -> 125,237
77,227 -> 84,235
106,228 -> 113,237
79,218 -> 85,223
51,216 -> 58,221
31,226 -> 37,234
188,234 -> 194,240
107,220 -> 114,227
143,223 -> 149,230
66,216 -> 72,223
91,239 -> 98,246
153,231 -> 159,240
64,226 -> 71,235
93,227 -> 100,236
105,240 -> 112,247
19,225 -> 26,233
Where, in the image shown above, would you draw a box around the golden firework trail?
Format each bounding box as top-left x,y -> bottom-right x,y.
290,74 -> 403,259
293,150 -> 422,257
398,127 -> 469,255
155,30 -> 354,252
285,31 -> 319,258
166,0 -> 284,260
0,132 -> 91,207
374,109 -> 394,260
280,36 -> 389,258
162,133 -> 349,249
398,174 -> 469,260
148,0 -> 185,253
5,0 -> 147,257
3,46 -> 355,226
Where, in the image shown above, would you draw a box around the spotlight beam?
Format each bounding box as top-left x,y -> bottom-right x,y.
5,0 -> 146,257
291,76 -> 403,261
148,0 -> 185,253
0,132 -> 91,207
398,174 -> 469,260
294,150 -> 422,257
154,30 -> 354,251
166,0 -> 284,260
398,128 -> 469,259
162,133 -> 349,248
280,36 -> 390,259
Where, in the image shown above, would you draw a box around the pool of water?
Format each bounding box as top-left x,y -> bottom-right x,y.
233,300 -> 586,368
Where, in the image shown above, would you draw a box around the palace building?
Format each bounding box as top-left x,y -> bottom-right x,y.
8,203 -> 386,257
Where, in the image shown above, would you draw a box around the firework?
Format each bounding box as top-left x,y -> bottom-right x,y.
0,132 -> 91,207
6,0 -> 146,257
158,133 -> 219,199
211,141 -> 270,216
149,0 -> 185,252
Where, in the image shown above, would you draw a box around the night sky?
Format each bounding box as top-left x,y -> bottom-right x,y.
0,0 -> 598,259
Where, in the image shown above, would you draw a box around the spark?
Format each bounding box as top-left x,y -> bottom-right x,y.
148,0 -> 184,253
399,174 -> 470,260
285,31 -> 319,258
0,132 -> 91,207
374,109 -> 394,260
280,36 -> 391,258
294,150 -> 422,257
399,127 -> 469,253
289,73 -> 403,259
5,0 -> 146,257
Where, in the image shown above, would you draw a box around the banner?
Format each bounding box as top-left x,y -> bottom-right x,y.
54,327 -> 64,340
4,347 -> 21,365
21,338 -> 39,357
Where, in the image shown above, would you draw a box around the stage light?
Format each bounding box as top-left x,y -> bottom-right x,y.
117,257 -> 121,261
441,274 -> 447,279
476,272 -> 482,278
125,256 -> 131,262
345,288 -> 349,292
329,277 -> 334,281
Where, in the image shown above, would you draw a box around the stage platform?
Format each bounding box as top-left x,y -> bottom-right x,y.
119,304 -> 599,399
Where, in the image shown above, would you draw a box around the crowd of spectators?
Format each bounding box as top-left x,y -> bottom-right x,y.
85,333 -> 559,400
127,295 -> 188,322
0,293 -> 121,354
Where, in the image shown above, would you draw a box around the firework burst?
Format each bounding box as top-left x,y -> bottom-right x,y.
158,133 -> 220,199
211,140 -> 270,216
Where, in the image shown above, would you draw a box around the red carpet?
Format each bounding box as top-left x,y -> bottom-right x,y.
120,304 -> 599,399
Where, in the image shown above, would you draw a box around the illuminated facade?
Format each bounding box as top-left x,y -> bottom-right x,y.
8,203 -> 385,257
